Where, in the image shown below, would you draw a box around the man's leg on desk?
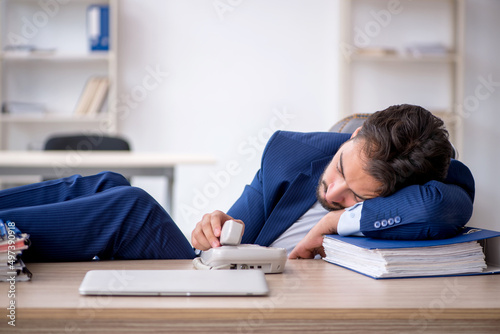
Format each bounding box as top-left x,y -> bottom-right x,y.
0,172 -> 195,261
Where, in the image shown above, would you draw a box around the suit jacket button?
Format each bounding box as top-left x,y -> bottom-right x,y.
394,216 -> 401,224
381,219 -> 388,227
374,221 -> 381,228
388,218 -> 394,225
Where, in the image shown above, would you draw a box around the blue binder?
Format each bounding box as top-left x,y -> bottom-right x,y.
87,5 -> 110,51
323,227 -> 500,279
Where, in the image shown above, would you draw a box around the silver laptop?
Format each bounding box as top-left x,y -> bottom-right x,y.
79,269 -> 269,296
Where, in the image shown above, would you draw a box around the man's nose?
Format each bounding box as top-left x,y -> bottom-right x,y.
325,181 -> 348,204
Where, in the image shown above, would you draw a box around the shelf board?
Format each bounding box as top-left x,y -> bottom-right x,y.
0,114 -> 109,123
350,53 -> 458,63
0,52 -> 112,62
5,0 -> 107,3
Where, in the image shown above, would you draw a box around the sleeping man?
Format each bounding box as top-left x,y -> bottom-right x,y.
3,104 -> 474,261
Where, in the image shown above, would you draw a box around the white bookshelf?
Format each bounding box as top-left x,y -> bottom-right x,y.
0,0 -> 118,150
338,0 -> 464,155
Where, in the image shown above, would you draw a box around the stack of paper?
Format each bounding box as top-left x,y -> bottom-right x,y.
323,227 -> 500,279
405,43 -> 449,56
0,221 -> 32,282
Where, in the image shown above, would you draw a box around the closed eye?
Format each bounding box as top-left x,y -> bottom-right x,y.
339,152 -> 368,202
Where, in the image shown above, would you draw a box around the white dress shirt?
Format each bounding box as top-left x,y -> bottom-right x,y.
270,201 -> 364,256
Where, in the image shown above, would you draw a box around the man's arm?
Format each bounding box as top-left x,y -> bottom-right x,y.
191,131 -> 285,249
289,210 -> 343,259
192,148 -> 269,249
226,171 -> 268,244
289,159 -> 475,258
360,182 -> 473,240
360,159 -> 474,240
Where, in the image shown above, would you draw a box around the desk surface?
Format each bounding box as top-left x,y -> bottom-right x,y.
0,151 -> 216,169
0,151 -> 216,212
1,259 -> 499,333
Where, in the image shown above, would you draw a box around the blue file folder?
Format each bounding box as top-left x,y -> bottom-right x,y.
87,5 -> 110,51
323,227 -> 500,279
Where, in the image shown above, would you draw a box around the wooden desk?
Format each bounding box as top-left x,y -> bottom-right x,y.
0,259 -> 499,333
0,151 -> 215,212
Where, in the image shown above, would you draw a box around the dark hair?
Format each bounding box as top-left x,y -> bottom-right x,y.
355,104 -> 453,197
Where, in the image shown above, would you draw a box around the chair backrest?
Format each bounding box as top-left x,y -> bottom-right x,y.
44,134 -> 130,151
329,113 -> 370,133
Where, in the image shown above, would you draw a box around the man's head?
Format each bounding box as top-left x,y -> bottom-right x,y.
317,104 -> 453,211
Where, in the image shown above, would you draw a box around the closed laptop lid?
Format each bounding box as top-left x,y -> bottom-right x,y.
79,269 -> 269,296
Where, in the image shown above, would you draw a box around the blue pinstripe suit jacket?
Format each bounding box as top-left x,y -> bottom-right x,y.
227,131 -> 475,245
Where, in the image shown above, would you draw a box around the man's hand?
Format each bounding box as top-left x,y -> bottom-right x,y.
289,210 -> 344,259
191,210 -> 245,251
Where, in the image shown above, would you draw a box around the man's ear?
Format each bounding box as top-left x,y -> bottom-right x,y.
351,126 -> 362,139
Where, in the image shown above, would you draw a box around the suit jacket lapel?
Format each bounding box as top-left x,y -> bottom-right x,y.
254,156 -> 333,246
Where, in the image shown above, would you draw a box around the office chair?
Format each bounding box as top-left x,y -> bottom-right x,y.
44,134 -> 130,151
329,113 -> 370,133
43,134 -> 131,181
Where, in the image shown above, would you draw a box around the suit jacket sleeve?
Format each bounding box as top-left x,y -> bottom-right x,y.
226,131 -> 273,244
227,130 -> 349,244
359,159 -> 475,240
226,170 -> 267,244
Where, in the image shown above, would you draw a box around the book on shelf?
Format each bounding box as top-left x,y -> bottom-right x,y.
86,77 -> 109,115
354,47 -> 398,57
74,76 -> 109,116
0,220 -> 32,282
322,227 -> 500,279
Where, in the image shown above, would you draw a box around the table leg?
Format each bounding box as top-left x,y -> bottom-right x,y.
165,167 -> 174,214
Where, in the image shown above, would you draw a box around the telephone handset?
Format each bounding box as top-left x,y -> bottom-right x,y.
193,220 -> 287,274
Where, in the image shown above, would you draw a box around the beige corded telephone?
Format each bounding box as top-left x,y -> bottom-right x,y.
193,220 -> 287,274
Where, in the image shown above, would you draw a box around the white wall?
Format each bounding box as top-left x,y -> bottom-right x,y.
117,0 -> 341,237
462,0 -> 500,264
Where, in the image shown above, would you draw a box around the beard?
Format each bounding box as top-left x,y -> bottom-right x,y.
316,179 -> 345,211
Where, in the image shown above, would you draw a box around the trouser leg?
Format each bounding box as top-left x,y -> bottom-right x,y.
0,175 -> 195,261
0,171 -> 130,209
